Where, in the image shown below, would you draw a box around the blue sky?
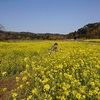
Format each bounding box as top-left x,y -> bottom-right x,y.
0,0 -> 100,34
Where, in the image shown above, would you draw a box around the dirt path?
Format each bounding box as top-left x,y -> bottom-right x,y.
0,76 -> 16,100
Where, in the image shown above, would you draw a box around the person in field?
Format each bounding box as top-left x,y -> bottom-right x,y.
51,43 -> 58,51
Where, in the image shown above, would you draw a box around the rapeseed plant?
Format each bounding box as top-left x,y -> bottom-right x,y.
0,41 -> 100,99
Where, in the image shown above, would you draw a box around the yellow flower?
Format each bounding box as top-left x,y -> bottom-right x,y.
49,74 -> 54,79
89,90 -> 93,96
42,78 -> 49,84
16,76 -> 20,82
41,71 -> 44,74
31,61 -> 35,67
64,73 -> 72,80
44,84 -> 50,91
26,64 -> 29,69
72,90 -> 77,96
95,65 -> 99,68
22,76 -> 27,82
12,92 -> 18,98
54,70 -> 57,73
2,88 -> 7,92
2,71 -> 7,76
93,87 -> 99,94
32,88 -> 38,95
82,95 -> 86,99
27,95 -> 32,100
64,91 -> 69,96
79,86 -> 86,93
26,82 -> 30,86
24,57 -> 29,63
76,93 -> 81,99
19,84 -> 23,89
90,82 -> 95,87
58,64 -> 63,69
62,82 -> 70,90
61,95 -> 66,100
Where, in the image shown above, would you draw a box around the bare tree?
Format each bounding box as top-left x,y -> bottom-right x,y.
0,24 -> 6,31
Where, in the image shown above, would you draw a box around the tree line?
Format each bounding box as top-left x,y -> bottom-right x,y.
0,31 -> 66,41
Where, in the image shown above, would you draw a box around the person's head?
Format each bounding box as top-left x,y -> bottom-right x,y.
54,43 -> 58,45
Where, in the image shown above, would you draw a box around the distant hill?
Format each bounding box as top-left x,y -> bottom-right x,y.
66,22 -> 100,39
0,22 -> 100,41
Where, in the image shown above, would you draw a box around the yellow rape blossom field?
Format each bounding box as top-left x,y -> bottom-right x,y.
0,40 -> 100,100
